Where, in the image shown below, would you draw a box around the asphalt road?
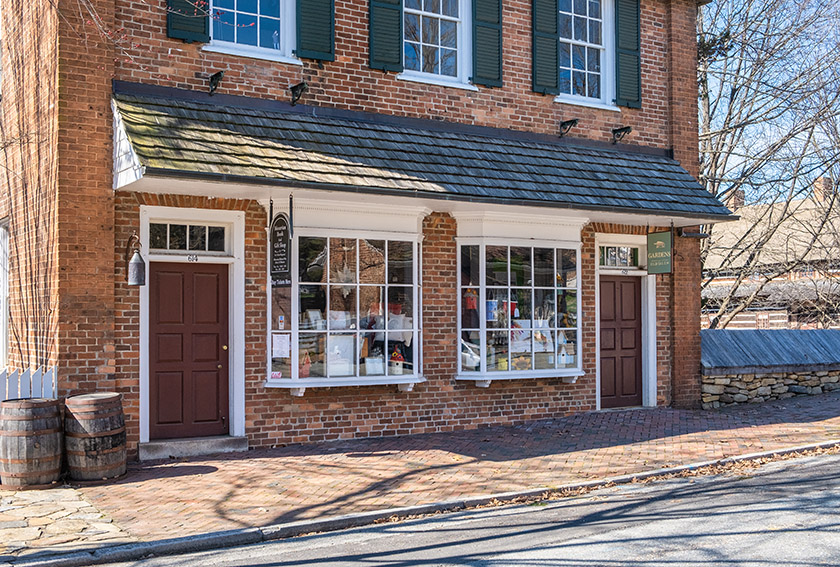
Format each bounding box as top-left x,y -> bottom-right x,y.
111,454 -> 840,567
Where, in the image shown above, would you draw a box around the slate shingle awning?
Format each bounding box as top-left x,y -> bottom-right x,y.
701,329 -> 840,375
113,92 -> 732,220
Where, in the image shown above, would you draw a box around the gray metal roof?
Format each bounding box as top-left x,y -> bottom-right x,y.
701,329 -> 840,374
113,93 -> 732,218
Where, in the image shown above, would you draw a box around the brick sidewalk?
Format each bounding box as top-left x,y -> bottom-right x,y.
72,392 -> 840,542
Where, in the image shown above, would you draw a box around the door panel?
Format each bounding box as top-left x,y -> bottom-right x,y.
150,262 -> 230,439
600,275 -> 643,408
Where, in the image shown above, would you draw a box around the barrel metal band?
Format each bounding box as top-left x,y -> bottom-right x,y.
0,428 -> 62,436
65,426 -> 126,438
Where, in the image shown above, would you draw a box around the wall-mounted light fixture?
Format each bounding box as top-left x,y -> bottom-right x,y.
208,71 -> 224,95
558,119 -> 579,138
678,227 -> 710,239
611,125 -> 633,144
125,232 -> 146,286
289,82 -> 308,106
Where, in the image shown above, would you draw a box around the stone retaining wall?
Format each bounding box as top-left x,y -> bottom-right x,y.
701,370 -> 840,409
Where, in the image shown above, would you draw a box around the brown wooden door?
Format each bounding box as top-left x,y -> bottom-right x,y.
600,275 -> 643,408
150,262 -> 229,439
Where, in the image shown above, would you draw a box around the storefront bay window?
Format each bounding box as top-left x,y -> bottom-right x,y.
268,233 -> 421,390
458,242 -> 582,381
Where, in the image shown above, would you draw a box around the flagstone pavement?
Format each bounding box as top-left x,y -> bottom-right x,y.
2,391 -> 840,562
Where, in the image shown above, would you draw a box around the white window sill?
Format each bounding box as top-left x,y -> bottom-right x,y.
553,96 -> 621,113
457,370 -> 584,387
202,43 -> 303,66
265,376 -> 426,396
397,72 -> 479,91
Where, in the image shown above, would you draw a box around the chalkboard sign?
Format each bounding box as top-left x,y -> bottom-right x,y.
270,213 -> 291,287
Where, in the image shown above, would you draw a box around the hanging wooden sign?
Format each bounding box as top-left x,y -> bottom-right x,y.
270,213 -> 291,287
647,231 -> 673,274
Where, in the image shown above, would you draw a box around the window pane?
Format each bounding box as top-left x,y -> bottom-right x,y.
237,0 -> 257,13
440,19 -> 456,48
405,13 -> 420,42
572,44 -> 585,70
406,0 -> 421,9
557,331 -> 577,368
208,226 -> 225,251
260,0 -> 279,14
362,333 -> 385,376
559,13 -> 572,38
589,20 -> 602,45
360,286 -> 386,330
299,285 -> 327,330
573,0 -> 587,15
216,0 -> 235,9
461,287 -> 480,329
272,286 -> 291,331
587,46 -> 600,72
486,330 -> 509,372
169,224 -> 187,250
299,333 -> 325,378
424,0 -> 441,13
237,13 -> 258,46
260,17 -> 280,50
422,15 -> 439,43
534,328 -> 555,369
359,240 -> 385,284
486,288 -> 508,329
461,331 -> 481,371
189,225 -> 206,251
387,338 -> 411,375
441,49 -> 457,76
442,0 -> 458,17
149,223 -> 167,249
573,16 -> 586,41
486,246 -> 508,286
213,10 -> 235,43
511,331 -> 532,371
387,241 -> 413,284
534,288 -> 556,326
330,238 -> 356,284
329,287 -> 357,330
387,287 -> 413,328
589,0 -> 601,19
422,45 -> 439,74
270,333 -> 291,379
559,42 -> 571,69
534,248 -> 554,287
405,42 -> 421,71
512,288 -> 532,320
299,237 -> 326,282
510,247 -> 531,286
557,290 -> 577,328
327,334 -> 356,377
573,71 -> 586,96
558,0 -> 572,12
461,245 -> 480,286
588,73 -> 601,98
559,69 -> 571,94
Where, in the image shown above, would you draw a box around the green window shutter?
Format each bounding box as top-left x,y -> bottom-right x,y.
532,0 -> 559,95
297,0 -> 335,61
167,0 -> 210,43
615,0 -> 641,108
370,0 -> 404,72
472,0 -> 503,87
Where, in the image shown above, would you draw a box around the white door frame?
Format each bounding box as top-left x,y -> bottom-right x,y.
138,206 -> 246,443
594,234 -> 658,410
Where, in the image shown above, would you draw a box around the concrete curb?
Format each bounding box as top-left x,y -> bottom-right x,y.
8,439 -> 840,567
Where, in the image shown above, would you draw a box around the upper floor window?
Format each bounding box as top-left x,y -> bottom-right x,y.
559,0 -> 605,100
404,0 -> 460,77
209,0 -> 295,58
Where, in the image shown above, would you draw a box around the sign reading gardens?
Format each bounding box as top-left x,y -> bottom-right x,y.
270,213 -> 291,287
647,231 -> 672,274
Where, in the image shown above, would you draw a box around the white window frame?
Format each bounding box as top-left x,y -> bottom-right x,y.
594,233 -> 657,409
202,0 -> 302,65
455,237 -> 584,386
554,0 -> 618,112
398,0 -> 478,91
0,220 -> 8,370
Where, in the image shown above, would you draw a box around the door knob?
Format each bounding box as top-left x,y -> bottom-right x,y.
217,364 -> 223,369
222,345 -> 228,351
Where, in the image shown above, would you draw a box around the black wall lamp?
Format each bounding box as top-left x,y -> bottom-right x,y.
125,232 -> 146,286
289,82 -> 308,106
611,125 -> 633,144
558,119 -> 579,138
208,70 -> 224,95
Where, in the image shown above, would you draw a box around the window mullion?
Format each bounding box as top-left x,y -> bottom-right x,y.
479,243 -> 487,374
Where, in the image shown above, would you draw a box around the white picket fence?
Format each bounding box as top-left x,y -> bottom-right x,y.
0,367 -> 57,401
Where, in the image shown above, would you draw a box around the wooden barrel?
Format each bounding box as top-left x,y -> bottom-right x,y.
0,398 -> 63,486
64,392 -> 126,481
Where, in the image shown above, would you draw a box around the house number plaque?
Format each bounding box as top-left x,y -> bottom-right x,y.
270,213 -> 291,287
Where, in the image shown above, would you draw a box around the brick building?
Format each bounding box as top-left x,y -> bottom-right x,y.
1,0 -> 730,459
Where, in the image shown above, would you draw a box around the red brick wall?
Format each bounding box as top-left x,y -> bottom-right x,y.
0,0 -> 60,371
113,0 -> 684,150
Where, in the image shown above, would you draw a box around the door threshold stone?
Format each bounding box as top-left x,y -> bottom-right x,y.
139,436 -> 248,461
